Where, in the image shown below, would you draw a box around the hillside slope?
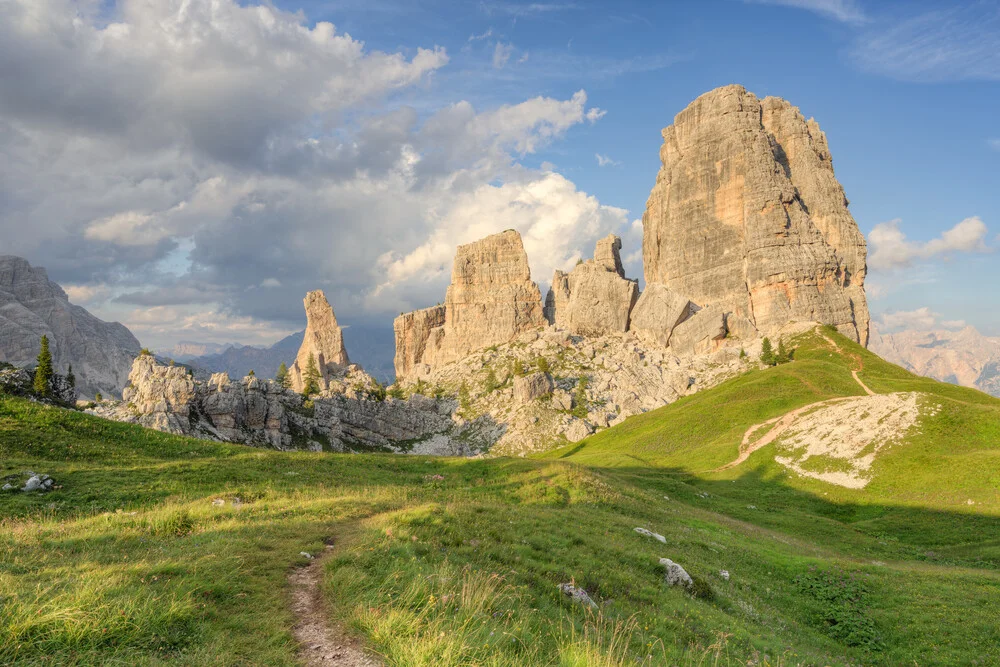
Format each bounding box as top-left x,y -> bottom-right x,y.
2,334 -> 1000,665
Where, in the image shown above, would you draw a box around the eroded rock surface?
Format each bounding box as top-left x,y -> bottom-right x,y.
394,230 -> 545,379
0,255 -> 141,398
642,85 -> 870,345
289,291 -> 349,393
545,235 -> 639,337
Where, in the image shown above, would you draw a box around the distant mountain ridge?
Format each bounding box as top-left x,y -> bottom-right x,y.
0,255 -> 141,398
870,325 -> 1000,397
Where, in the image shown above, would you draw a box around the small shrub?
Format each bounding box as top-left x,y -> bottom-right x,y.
689,575 -> 714,601
387,384 -> 405,400
139,348 -> 153,356
572,376 -> 589,419
513,359 -> 526,376
483,368 -> 499,393
536,356 -> 550,373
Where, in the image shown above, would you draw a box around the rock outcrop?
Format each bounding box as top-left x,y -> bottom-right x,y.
641,85 -> 870,345
289,291 -> 349,393
394,230 -> 546,379
544,235 -> 639,337
628,284 -> 696,348
99,353 -> 492,455
0,255 -> 141,398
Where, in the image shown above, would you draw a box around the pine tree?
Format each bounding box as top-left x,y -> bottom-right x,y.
760,337 -> 775,366
513,359 -> 526,376
536,356 -> 550,374
95,392 -> 103,402
302,353 -> 321,397
66,364 -> 75,389
776,339 -> 790,365
275,362 -> 291,389
33,335 -> 54,397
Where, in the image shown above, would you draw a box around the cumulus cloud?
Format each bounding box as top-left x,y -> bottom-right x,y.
0,0 -> 623,351
373,171 -> 630,310
878,307 -> 967,332
868,217 -> 991,270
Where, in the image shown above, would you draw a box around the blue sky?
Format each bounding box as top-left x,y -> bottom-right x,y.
1,0 -> 997,352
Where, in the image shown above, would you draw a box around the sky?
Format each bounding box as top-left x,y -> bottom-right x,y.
1,0 -> 998,357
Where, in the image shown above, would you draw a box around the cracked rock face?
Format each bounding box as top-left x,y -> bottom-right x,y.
544,234 -> 639,337
642,84 -> 870,345
394,230 -> 546,379
289,290 -> 350,393
0,255 -> 141,398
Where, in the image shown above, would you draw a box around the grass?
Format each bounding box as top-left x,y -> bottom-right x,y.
1,328 -> 999,665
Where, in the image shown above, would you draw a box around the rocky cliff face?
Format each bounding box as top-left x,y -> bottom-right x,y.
642,85 -> 870,345
394,230 -> 546,379
870,325 -> 1000,397
0,255 -> 141,398
98,353 -> 490,455
544,235 -> 639,337
288,291 -> 349,393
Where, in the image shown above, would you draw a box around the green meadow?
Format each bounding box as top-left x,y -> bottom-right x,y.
2,329 -> 999,665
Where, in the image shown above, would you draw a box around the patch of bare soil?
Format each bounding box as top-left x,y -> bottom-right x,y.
774,392 -> 922,488
288,545 -> 382,667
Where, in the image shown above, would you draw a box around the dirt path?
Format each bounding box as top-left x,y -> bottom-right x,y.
288,544 -> 382,667
714,330 -> 877,472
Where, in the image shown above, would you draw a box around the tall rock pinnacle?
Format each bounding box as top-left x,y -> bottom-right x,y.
642,85 -> 870,345
289,290 -> 349,392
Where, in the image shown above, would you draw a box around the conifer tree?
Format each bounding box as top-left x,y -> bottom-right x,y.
302,353 -> 321,397
572,375 -> 589,418
66,364 -> 75,389
275,362 -> 291,389
776,339 -> 790,365
760,337 -> 775,366
33,335 -> 53,397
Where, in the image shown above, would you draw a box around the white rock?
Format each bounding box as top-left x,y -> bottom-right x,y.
659,558 -> 693,588
558,583 -> 597,609
634,527 -> 667,544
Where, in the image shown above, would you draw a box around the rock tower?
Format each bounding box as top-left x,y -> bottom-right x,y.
641,84 -> 870,345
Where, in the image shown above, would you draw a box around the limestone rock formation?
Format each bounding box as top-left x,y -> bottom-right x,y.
629,284 -> 696,347
289,291 -> 349,393
99,354 -> 491,455
0,255 -> 141,397
394,230 -> 545,379
544,235 -> 639,337
642,85 -> 870,345
513,372 -> 554,403
669,306 -> 728,357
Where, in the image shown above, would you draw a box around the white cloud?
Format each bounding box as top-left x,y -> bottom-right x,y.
851,4 -> 1000,82
373,171 -> 630,310
595,153 -> 621,168
868,216 -> 991,270
877,307 -> 968,332
878,307 -> 939,331
469,29 -> 494,42
63,283 -> 112,306
0,0 -> 619,352
743,0 -> 867,24
493,42 -> 514,69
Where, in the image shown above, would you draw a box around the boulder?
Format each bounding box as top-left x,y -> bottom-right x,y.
513,372 -> 553,403
634,527 -> 667,544
558,583 -> 597,609
669,307 -> 727,356
629,283 -> 695,347
659,558 -> 693,588
564,419 -> 593,442
641,85 -> 870,345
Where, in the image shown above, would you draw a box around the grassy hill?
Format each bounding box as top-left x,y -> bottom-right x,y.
2,327 -> 999,665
